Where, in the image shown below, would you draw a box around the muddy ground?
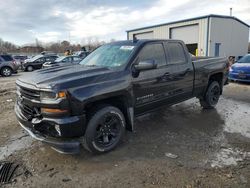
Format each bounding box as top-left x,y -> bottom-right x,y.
0,72 -> 250,188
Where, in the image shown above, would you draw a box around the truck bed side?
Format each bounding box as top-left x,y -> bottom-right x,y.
192,57 -> 229,97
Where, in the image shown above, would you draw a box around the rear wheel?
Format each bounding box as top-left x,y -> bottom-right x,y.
1,67 -> 12,77
200,81 -> 221,109
83,106 -> 125,154
27,65 -> 33,72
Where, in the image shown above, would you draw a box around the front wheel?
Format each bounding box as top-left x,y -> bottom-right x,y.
83,106 -> 125,154
26,65 -> 34,72
1,67 -> 12,77
200,81 -> 221,109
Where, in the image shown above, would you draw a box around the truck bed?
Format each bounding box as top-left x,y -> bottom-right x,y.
192,56 -> 229,96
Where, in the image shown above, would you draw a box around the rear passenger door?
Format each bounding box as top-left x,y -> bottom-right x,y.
163,41 -> 194,101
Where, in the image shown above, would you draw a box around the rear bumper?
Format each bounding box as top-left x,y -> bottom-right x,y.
15,103 -> 86,154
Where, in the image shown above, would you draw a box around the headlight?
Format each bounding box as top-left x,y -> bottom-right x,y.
40,91 -> 67,100
40,91 -> 57,100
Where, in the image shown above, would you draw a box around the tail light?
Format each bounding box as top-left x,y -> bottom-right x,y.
12,60 -> 16,65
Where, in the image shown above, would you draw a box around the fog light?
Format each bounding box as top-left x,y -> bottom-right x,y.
55,124 -> 61,136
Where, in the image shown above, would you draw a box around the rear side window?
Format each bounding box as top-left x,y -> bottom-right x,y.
36,57 -> 45,63
139,43 -> 166,67
166,43 -> 187,64
0,55 -> 13,61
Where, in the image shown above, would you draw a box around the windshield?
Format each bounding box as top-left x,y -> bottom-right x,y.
238,55 -> 250,63
29,55 -> 43,61
79,44 -> 136,68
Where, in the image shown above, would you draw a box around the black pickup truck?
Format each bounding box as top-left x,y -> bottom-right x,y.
15,40 -> 229,154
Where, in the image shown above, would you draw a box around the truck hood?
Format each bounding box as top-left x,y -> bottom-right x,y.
17,65 -> 114,90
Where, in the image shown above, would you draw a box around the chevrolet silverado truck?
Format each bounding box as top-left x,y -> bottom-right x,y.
15,39 -> 229,154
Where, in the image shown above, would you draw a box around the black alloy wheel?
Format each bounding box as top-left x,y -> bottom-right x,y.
83,106 -> 125,153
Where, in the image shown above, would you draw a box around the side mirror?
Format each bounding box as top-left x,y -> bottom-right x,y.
134,59 -> 157,71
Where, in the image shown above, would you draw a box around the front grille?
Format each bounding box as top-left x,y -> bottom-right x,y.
19,102 -> 33,117
17,85 -> 40,100
16,84 -> 41,120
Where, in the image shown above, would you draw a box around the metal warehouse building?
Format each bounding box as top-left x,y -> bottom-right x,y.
127,14 -> 249,58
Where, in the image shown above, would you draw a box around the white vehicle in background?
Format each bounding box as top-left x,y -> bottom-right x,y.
42,55 -> 82,68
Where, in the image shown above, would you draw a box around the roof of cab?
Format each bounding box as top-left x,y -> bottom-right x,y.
110,39 -> 183,46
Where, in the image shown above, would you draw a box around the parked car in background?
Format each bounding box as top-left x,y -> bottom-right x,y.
0,54 -> 19,76
74,51 -> 90,59
13,55 -> 28,70
23,54 -> 58,71
42,55 -> 81,68
229,54 -> 250,82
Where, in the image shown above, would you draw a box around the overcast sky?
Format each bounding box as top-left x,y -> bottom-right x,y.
0,0 -> 249,45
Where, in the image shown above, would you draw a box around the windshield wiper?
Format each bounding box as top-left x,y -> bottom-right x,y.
84,64 -> 98,67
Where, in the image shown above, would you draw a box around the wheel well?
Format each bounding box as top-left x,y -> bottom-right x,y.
208,72 -> 223,94
0,66 -> 13,73
85,96 -> 132,131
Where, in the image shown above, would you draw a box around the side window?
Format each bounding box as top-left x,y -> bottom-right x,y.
139,43 -> 166,67
1,55 -> 13,61
62,57 -> 71,63
166,42 -> 187,64
45,57 -> 51,62
36,57 -> 45,63
46,56 -> 55,62
73,57 -> 80,61
61,58 -> 68,63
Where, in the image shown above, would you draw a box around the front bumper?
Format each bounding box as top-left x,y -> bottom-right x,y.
15,103 -> 86,154
229,72 -> 250,82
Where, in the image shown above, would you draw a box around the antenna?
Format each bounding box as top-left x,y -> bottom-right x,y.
230,8 -> 232,16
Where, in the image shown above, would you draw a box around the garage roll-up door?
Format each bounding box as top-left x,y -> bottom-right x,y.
134,31 -> 153,39
170,24 -> 199,44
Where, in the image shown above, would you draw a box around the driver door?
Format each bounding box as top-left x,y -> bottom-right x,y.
34,57 -> 45,69
132,42 -> 175,115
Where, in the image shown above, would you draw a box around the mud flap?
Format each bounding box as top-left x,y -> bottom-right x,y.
126,107 -> 134,131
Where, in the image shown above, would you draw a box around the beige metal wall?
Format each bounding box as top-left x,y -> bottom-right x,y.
128,18 -> 208,56
208,17 -> 249,57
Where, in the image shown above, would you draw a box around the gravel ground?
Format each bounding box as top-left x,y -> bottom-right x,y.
0,72 -> 250,188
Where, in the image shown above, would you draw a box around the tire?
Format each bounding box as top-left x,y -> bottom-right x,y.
1,67 -> 12,77
27,65 -> 34,72
200,81 -> 221,109
83,105 -> 126,154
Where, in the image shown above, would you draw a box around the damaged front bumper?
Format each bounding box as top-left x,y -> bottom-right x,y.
15,103 -> 85,154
